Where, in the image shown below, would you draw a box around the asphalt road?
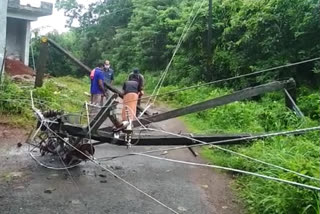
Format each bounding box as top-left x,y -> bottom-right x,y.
0,113 -> 242,214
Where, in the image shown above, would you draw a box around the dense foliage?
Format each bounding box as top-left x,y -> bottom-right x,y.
30,31 -> 85,77
0,73 -> 319,213
19,0 -> 320,213
34,0 -> 320,88
0,77 -> 89,126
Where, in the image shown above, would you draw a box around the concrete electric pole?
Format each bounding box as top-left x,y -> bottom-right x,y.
34,36 -> 49,88
0,0 -> 8,83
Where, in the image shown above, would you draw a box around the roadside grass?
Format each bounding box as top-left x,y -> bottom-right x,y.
155,82 -> 320,214
1,74 -> 319,213
0,76 -> 90,127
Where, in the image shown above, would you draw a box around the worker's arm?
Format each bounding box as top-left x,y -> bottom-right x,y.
98,79 -> 106,95
110,71 -> 114,85
139,75 -> 144,95
140,75 -> 144,90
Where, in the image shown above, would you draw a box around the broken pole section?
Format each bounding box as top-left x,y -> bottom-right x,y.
134,79 -> 296,127
88,94 -> 118,133
34,37 -> 49,88
47,38 -> 91,72
284,88 -> 304,118
92,133 -> 252,146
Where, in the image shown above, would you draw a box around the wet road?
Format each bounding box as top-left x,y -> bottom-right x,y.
0,116 -> 242,214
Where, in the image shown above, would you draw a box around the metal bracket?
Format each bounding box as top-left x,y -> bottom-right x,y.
88,94 -> 118,134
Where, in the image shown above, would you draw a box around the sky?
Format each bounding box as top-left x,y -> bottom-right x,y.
30,0 -> 99,34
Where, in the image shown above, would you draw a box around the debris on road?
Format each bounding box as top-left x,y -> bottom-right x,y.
110,165 -> 123,170
201,184 -> 209,189
71,199 -> 81,205
178,206 -> 187,212
44,188 -> 56,194
162,151 -> 168,155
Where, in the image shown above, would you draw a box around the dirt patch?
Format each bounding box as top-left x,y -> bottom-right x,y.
0,124 -> 29,147
4,59 -> 35,76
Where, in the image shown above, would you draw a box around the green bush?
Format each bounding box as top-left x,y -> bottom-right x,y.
0,76 -> 90,126
157,83 -> 320,214
298,87 -> 320,120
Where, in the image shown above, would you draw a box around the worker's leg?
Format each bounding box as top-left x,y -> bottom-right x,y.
91,94 -> 101,105
100,95 -> 104,106
136,93 -> 142,116
122,93 -> 138,122
90,94 -> 103,120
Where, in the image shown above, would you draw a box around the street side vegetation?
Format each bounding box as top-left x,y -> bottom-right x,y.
0,77 -> 89,126
1,0 -> 319,213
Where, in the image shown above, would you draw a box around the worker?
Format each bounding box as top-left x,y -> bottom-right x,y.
128,68 -> 144,115
90,63 -> 106,106
101,60 -> 114,102
122,74 -> 142,122
104,60 -> 114,84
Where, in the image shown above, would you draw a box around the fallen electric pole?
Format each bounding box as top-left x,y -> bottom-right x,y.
134,79 -> 296,126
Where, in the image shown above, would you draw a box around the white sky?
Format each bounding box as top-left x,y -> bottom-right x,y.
30,0 -> 99,34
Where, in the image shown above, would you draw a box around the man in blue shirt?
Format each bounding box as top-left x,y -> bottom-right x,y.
90,63 -> 106,106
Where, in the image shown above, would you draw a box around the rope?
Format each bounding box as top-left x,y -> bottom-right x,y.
139,154 -> 320,191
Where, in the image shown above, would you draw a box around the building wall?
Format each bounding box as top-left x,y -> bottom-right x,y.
6,17 -> 30,65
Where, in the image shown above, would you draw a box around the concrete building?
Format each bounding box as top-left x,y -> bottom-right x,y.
1,0 -> 52,67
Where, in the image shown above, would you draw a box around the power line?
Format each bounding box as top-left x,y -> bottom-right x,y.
143,56 -> 320,100
112,56 -> 320,105
98,105 -> 320,182
36,107 -> 320,192
140,154 -> 320,191
30,93 -> 180,214
148,0 -> 206,106
42,122 -> 180,214
97,126 -> 320,168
